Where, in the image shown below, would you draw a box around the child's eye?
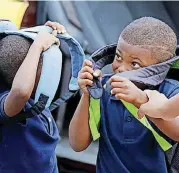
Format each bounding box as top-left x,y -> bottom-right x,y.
131,62 -> 141,68
115,54 -> 122,61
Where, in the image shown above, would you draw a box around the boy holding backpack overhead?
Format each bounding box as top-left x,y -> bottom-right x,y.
0,21 -> 66,173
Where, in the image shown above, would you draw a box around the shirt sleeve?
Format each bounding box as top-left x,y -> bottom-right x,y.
0,91 -> 10,121
167,86 -> 179,99
159,79 -> 179,99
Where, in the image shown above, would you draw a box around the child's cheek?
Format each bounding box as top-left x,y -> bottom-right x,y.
112,59 -> 119,73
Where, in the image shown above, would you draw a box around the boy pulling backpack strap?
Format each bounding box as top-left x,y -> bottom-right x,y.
88,44 -> 179,172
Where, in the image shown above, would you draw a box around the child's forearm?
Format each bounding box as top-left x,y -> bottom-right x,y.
164,94 -> 179,118
149,117 -> 179,141
69,93 -> 92,152
11,44 -> 41,98
4,44 -> 42,116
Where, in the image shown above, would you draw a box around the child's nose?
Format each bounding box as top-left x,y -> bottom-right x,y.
117,63 -> 128,72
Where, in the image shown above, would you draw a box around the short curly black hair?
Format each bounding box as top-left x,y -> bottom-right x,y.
120,17 -> 177,62
0,35 -> 42,86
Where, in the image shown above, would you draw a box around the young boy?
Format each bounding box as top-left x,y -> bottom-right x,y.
69,17 -> 179,173
0,21 -> 65,173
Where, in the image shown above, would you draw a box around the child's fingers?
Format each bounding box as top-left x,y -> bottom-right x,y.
93,69 -> 102,78
111,88 -> 128,95
51,34 -> 60,45
115,93 -> 128,101
144,89 -> 162,98
80,79 -> 93,86
45,21 -> 57,30
52,30 -> 58,37
54,37 -> 60,45
44,21 -> 52,26
83,59 -> 93,68
51,30 -> 60,45
54,22 -> 66,34
45,21 -> 67,34
111,81 -> 125,89
144,90 -> 167,102
137,108 -> 145,119
109,76 -> 126,84
137,104 -> 148,119
143,89 -> 154,98
81,66 -> 94,74
79,72 -> 93,80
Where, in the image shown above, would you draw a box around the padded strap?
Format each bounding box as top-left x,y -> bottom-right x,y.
57,33 -> 85,91
34,44 -> 62,108
0,90 -> 76,125
171,144 -> 179,171
0,94 -> 48,126
49,91 -> 77,112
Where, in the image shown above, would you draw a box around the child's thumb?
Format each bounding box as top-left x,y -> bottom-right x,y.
137,106 -> 145,119
93,69 -> 102,77
52,30 -> 58,36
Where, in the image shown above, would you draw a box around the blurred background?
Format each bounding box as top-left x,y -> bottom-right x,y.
2,1 -> 179,172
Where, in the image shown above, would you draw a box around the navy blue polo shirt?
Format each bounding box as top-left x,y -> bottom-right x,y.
0,89 -> 59,173
97,77 -> 179,173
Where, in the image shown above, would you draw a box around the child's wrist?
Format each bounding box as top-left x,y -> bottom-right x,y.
32,41 -> 44,52
81,90 -> 90,97
134,91 -> 148,108
81,92 -> 90,102
79,86 -> 90,96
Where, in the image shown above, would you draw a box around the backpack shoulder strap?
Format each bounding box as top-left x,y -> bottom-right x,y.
0,90 -> 77,126
0,94 -> 48,126
49,90 -> 77,112
170,143 -> 179,171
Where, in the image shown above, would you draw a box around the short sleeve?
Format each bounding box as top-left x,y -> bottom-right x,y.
0,91 -> 10,121
159,79 -> 179,99
167,86 -> 179,99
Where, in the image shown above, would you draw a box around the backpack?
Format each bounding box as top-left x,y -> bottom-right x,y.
0,20 -> 85,125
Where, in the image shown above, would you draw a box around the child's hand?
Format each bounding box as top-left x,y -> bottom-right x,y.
110,76 -> 148,108
138,90 -> 170,120
45,21 -> 66,34
78,59 -> 102,95
33,31 -> 60,51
